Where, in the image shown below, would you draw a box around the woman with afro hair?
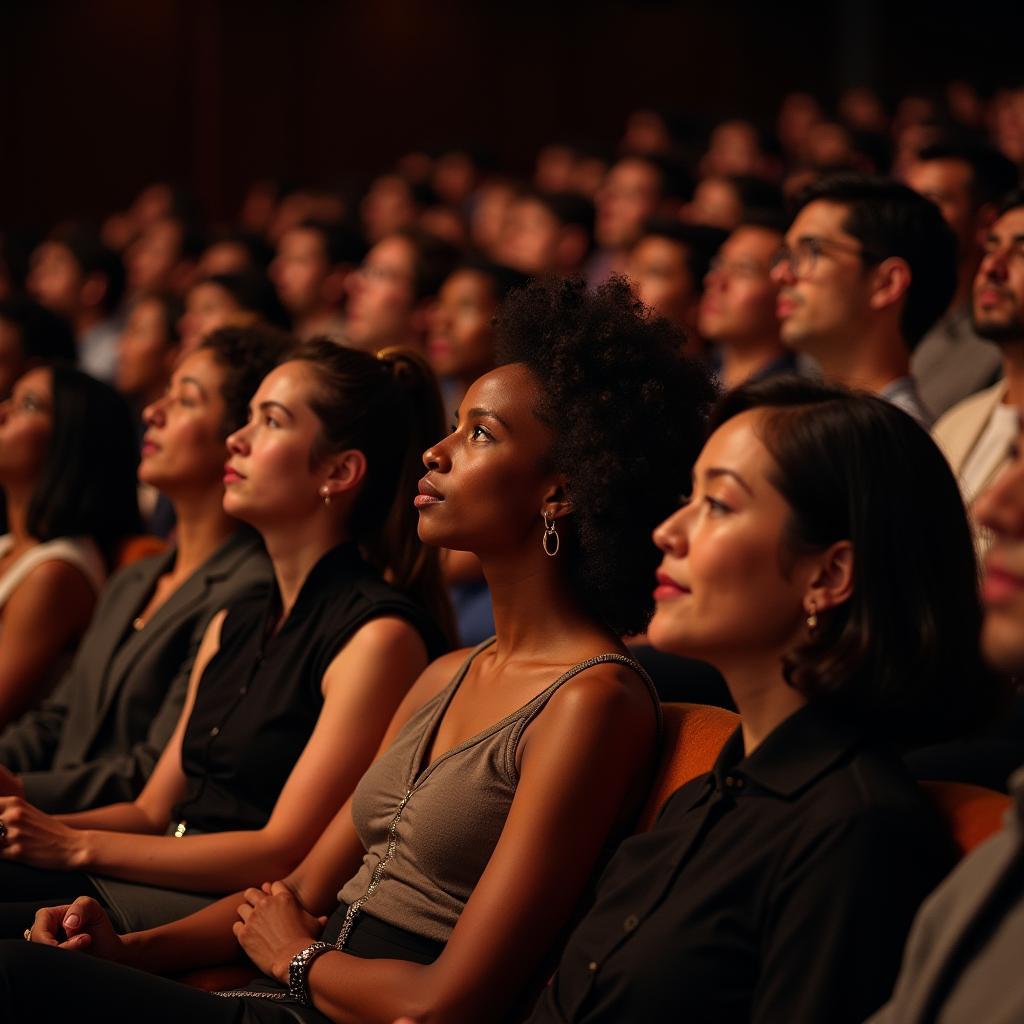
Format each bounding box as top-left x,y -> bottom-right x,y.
2,278 -> 715,1024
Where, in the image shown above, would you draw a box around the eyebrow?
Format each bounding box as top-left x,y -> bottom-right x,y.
465,406 -> 511,431
257,400 -> 294,421
704,467 -> 754,495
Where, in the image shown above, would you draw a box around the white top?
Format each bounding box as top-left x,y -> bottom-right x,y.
959,402 -> 1020,505
0,535 -> 107,612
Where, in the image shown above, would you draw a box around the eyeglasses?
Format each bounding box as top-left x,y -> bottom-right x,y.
771,236 -> 881,277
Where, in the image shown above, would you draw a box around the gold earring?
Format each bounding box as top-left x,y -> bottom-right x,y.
806,601 -> 818,633
319,485 -> 331,506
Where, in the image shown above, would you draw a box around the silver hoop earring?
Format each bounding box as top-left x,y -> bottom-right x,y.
319,485 -> 331,506
542,512 -> 559,557
806,601 -> 818,633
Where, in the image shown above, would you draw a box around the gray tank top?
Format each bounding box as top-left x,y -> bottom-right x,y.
337,637 -> 660,945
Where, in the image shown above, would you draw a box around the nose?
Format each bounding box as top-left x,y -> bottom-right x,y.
652,501 -> 691,555
974,452 -> 1024,539
769,257 -> 794,287
226,420 -> 252,456
421,434 -> 452,472
142,393 -> 167,428
978,247 -> 1008,283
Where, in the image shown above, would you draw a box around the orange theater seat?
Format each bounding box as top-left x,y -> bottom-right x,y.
920,780 -> 1011,857
636,702 -> 739,832
115,534 -> 168,568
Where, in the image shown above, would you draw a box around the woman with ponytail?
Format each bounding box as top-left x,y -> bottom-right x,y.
0,338 -> 449,934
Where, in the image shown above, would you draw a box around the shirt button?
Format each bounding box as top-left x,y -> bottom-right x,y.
209,726 -> 220,737
239,686 -> 248,696
623,914 -> 639,933
725,776 -> 735,787
587,961 -> 599,973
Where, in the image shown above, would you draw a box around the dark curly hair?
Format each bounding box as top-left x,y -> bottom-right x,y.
495,277 -> 716,636
711,376 -> 1002,747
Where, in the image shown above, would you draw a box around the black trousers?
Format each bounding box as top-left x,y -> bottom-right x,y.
0,904 -> 444,1023
0,863 -> 104,939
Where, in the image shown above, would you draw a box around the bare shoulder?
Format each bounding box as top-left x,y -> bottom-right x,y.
344,614 -> 427,653
538,659 -> 657,735
5,558 -> 95,622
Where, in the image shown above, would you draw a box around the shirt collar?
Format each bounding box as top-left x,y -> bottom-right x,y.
711,703 -> 861,799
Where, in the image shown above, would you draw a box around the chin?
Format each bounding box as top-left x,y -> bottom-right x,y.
981,619 -> 1024,676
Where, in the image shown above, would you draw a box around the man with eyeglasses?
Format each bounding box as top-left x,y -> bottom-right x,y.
698,212 -> 798,389
771,174 -> 958,427
933,189 -> 1024,513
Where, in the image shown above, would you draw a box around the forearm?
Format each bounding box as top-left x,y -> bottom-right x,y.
306,952 -> 447,1024
121,891 -> 249,975
77,827 -> 300,892
56,801 -> 163,833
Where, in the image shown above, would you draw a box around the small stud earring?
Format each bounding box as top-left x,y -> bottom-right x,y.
806,601 -> 818,633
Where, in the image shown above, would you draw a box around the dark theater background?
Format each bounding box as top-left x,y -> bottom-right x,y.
2,0 -> 1023,230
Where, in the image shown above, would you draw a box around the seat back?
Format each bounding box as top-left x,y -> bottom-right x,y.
636,702 -> 739,832
115,534 -> 168,569
920,780 -> 1011,857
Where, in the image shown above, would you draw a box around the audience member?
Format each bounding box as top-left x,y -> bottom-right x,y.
498,191 -> 594,277
27,225 -> 126,384
934,189 -> 1024,510
124,215 -> 204,299
906,142 -> 1020,416
179,271 -> 289,354
699,214 -> 797,388
868,411 -> 1024,1023
627,217 -> 727,353
197,231 -> 274,278
685,174 -> 784,231
527,378 -> 995,1023
0,341 -> 449,935
588,154 -> 692,286
0,299 -> 76,401
772,174 -> 957,426
360,174 -> 431,244
115,293 -> 184,412
0,326 -> 283,812
0,367 -> 140,728
270,220 -> 363,342
0,278 -> 713,1023
343,228 -> 459,354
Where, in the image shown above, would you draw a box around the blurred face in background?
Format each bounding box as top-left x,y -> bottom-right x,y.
500,197 -> 561,274
361,175 -> 418,244
0,367 -> 53,488
179,282 -> 255,354
699,226 -> 782,347
687,178 -> 743,231
126,218 -> 186,294
427,270 -> 498,383
596,159 -> 662,250
272,227 -> 330,317
905,158 -> 977,261
117,297 -> 180,401
344,235 -> 419,352
628,235 -> 697,330
27,242 -> 84,318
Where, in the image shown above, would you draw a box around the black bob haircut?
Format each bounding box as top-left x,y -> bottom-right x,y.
28,365 -> 141,565
711,375 -> 1001,747
495,276 -> 716,636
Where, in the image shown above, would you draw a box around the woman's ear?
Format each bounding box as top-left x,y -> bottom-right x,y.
803,539 -> 854,616
320,448 -> 367,502
539,478 -> 573,521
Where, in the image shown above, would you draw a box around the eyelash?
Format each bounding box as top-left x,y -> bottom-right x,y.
705,496 -> 731,514
449,423 -> 493,441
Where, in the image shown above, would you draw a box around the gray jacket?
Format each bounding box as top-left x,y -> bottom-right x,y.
868,768 -> 1024,1024
0,531 -> 271,812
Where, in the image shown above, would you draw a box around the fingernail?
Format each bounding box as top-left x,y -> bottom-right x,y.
63,914 -> 79,928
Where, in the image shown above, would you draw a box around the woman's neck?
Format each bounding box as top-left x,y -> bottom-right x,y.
481,549 -> 617,665
261,523 -> 351,621
3,486 -> 37,552
169,488 -> 240,580
719,654 -> 808,755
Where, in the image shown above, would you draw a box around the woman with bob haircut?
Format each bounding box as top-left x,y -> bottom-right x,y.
0,364 -> 140,728
0,338 -> 450,938
524,377 -> 1003,1024
0,278 -> 714,1024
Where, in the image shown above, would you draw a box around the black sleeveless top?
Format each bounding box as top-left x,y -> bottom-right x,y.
171,542 -> 447,834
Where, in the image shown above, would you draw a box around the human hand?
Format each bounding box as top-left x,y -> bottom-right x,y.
0,765 -> 23,799
0,796 -> 83,869
233,880 -> 328,984
28,896 -> 126,961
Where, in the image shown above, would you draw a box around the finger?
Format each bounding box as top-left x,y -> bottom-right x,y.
231,921 -> 243,940
63,895 -> 105,935
58,933 -> 92,951
32,904 -> 72,945
318,916 -> 328,926
236,903 -> 252,923
243,887 -> 265,905
269,880 -> 292,897
261,881 -> 273,894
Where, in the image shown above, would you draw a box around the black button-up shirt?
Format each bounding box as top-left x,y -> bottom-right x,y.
530,704 -> 957,1024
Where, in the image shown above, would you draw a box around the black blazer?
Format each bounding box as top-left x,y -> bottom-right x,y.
0,531 -> 272,812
